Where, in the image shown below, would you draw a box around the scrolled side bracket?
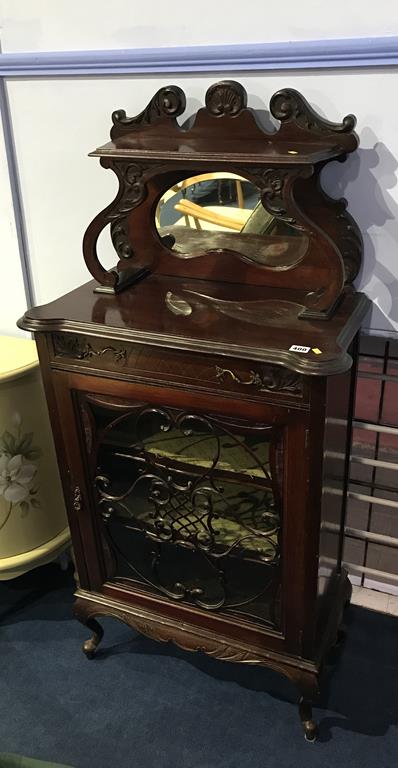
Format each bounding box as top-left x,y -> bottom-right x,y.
82,158 -> 150,294
252,166 -> 346,319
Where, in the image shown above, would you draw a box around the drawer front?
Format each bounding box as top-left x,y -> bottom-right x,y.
49,332 -> 307,406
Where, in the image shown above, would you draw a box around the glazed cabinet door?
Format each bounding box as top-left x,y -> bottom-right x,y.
53,370 -> 312,655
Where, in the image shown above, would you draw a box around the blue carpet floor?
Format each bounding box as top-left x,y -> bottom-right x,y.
1,564 -> 397,768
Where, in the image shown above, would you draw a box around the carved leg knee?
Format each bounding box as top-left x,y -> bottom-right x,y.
299,696 -> 319,742
292,670 -> 320,742
82,617 -> 104,659
73,599 -> 104,659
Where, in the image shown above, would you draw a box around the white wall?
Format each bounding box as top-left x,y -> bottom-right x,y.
1,0 -> 397,52
5,70 -> 398,335
0,112 -> 28,337
1,2 -> 398,336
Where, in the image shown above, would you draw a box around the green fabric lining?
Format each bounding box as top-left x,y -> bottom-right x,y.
143,430 -> 270,480
112,430 -> 279,557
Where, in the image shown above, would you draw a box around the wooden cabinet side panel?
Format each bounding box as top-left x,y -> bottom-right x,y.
314,337 -> 359,649
34,335 -> 91,587
37,341 -> 108,591
280,415 -> 313,656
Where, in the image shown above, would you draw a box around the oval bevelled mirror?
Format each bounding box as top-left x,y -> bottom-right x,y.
155,172 -> 309,269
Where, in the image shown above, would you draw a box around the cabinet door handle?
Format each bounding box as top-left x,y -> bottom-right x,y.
73,485 -> 82,512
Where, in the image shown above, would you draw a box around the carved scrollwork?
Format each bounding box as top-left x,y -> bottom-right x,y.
258,169 -> 289,217
215,366 -> 303,396
248,166 -> 310,231
83,80 -> 361,310
248,166 -> 312,228
114,163 -> 146,209
205,80 -> 247,117
75,597 -> 274,666
74,593 -> 323,734
338,210 -> 363,283
82,160 -> 149,291
53,333 -> 127,363
110,219 -> 132,260
297,179 -> 363,285
323,197 -> 362,284
116,613 -> 266,664
111,85 -> 186,137
106,162 -> 146,260
270,88 -> 356,135
247,162 -> 350,316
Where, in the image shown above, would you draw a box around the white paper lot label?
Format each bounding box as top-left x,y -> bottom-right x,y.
289,345 -> 310,353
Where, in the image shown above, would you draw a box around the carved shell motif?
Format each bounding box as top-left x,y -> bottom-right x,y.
205,80 -> 247,117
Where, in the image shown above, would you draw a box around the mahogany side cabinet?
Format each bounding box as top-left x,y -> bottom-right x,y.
19,81 -> 370,740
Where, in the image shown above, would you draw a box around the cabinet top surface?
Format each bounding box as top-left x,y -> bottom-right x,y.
19,277 -> 370,376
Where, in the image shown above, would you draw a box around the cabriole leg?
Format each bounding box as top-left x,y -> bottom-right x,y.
291,670 -> 320,742
82,616 -> 104,659
73,599 -> 104,659
299,696 -> 319,742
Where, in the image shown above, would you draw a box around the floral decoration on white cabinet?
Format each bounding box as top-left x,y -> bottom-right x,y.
0,412 -> 42,532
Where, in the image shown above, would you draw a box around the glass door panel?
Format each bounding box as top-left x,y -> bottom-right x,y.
79,395 -> 284,630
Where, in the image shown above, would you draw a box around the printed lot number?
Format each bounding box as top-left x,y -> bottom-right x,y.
289,345 -> 310,353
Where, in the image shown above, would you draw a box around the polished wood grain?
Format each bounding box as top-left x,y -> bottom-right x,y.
25,332 -> 359,740
48,332 -> 307,407
19,277 -> 369,376
18,80 -> 370,740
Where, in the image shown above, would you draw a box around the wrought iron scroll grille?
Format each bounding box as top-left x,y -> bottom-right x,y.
83,398 -> 283,624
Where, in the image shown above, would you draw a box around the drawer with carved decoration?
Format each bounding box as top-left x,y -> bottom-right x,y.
48,332 -> 307,406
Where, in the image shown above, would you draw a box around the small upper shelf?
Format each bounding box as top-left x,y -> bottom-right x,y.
90,139 -> 349,165
89,80 -> 357,164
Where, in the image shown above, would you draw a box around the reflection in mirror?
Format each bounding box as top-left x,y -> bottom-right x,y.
157,173 -> 260,233
156,173 -> 309,268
